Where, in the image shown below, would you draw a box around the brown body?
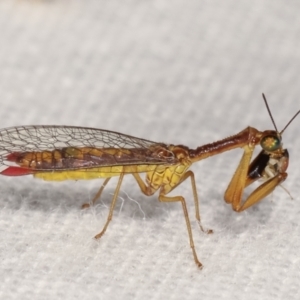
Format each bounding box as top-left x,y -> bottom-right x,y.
0,96 -> 298,268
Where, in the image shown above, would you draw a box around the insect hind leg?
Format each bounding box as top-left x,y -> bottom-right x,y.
93,174 -> 124,239
82,177 -> 112,209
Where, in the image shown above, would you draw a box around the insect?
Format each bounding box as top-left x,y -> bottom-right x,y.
0,94 -> 299,268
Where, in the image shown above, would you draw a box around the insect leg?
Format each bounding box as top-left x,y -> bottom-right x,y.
224,145 -> 255,211
158,192 -> 203,268
133,171 -> 208,267
224,144 -> 288,211
179,171 -> 213,234
133,171 -> 211,232
132,173 -> 157,196
82,177 -> 111,209
233,173 -> 287,211
94,173 -> 124,239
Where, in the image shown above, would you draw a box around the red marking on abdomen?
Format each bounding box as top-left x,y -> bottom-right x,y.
0,166 -> 35,176
6,152 -> 22,162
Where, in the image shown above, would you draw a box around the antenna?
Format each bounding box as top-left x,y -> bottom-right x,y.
280,109 -> 300,134
262,93 -> 278,132
262,93 -> 300,134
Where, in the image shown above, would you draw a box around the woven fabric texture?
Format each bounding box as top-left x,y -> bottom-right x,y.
0,1 -> 300,299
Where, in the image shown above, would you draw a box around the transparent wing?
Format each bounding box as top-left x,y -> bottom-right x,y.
0,125 -> 178,171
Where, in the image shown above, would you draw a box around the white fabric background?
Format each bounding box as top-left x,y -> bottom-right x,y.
0,1 -> 300,299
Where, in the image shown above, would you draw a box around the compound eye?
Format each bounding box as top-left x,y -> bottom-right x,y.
260,135 -> 281,151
